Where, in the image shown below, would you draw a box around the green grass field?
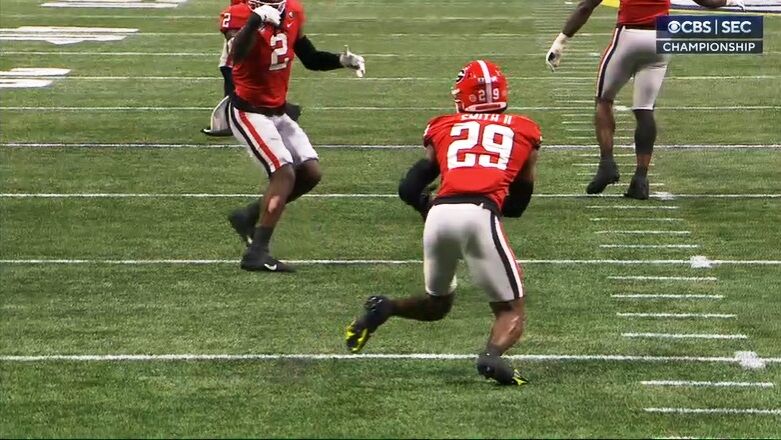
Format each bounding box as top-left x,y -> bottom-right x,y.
1,0 -> 780,437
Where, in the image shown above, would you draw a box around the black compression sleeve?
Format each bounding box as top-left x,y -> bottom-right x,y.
399,159 -> 440,217
502,180 -> 534,218
294,35 -> 342,71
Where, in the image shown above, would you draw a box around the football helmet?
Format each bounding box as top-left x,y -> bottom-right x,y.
247,0 -> 285,12
452,60 -> 508,113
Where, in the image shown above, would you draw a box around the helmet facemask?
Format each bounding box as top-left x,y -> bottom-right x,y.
248,0 -> 286,12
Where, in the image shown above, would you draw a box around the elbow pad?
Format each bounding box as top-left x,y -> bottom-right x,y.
502,180 -> 534,218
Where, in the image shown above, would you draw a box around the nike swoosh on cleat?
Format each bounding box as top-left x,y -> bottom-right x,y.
264,263 -> 278,271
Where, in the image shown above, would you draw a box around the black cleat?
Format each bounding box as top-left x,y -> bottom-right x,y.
624,175 -> 650,200
240,250 -> 295,273
345,295 -> 393,353
201,127 -> 233,137
228,209 -> 256,247
586,159 -> 620,194
476,353 -> 529,386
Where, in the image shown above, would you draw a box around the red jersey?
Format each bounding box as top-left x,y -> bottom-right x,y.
424,112 -> 542,209
220,0 -> 305,108
617,0 -> 670,27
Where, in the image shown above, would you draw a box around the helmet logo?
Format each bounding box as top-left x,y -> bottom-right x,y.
455,69 -> 466,84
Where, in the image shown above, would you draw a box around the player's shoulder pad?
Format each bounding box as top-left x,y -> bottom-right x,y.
286,0 -> 304,13
221,3 -> 251,31
507,113 -> 543,148
426,113 -> 458,129
423,114 -> 455,143
225,3 -> 250,17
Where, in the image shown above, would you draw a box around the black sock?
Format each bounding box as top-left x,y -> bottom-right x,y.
250,226 -> 274,254
245,200 -> 261,224
484,343 -> 503,357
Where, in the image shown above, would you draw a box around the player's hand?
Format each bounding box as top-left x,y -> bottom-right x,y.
252,4 -> 281,27
340,45 -> 365,78
726,0 -> 746,10
546,33 -> 569,72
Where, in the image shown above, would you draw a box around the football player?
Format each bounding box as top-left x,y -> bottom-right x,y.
203,0 -> 303,136
345,60 -> 541,386
546,0 -> 744,199
220,0 -> 365,272
202,0 -> 245,137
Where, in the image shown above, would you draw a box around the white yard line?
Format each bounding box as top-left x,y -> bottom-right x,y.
644,407 -> 781,415
611,294 -> 723,299
623,333 -> 747,339
609,276 -> 718,281
600,244 -> 699,249
3,143 -> 779,150
595,230 -> 690,235
587,206 -> 679,210
1,106 -> 778,111
618,313 -> 736,319
1,259 -> 778,266
578,153 -> 637,157
577,172 -> 659,176
1,193 -> 778,200
590,218 -> 684,222
0,14 -> 597,20
641,380 -> 772,387
573,163 -> 650,167
2,352 -> 779,365
572,136 -> 634,140
0,72 -> 770,81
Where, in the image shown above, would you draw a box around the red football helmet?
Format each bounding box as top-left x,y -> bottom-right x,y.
247,0 -> 285,11
451,60 -> 508,113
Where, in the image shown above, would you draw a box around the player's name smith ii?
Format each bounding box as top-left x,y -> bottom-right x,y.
459,112 -> 515,124
657,40 -> 762,53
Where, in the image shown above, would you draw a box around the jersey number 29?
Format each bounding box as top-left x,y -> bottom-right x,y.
447,121 -> 515,170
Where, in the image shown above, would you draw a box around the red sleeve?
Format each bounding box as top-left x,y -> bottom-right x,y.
515,116 -> 542,150
423,115 -> 448,147
220,5 -> 249,33
287,0 -> 306,42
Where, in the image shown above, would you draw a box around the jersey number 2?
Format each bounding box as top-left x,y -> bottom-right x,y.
269,33 -> 290,71
447,121 -> 515,170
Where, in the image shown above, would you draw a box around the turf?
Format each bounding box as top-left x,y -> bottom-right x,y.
1,0 -> 780,437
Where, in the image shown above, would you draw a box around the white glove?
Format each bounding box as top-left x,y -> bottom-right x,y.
340,45 -> 365,78
252,4 -> 281,27
546,33 -> 569,72
726,0 -> 746,10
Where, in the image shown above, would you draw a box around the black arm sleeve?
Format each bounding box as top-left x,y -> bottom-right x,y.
398,159 -> 440,218
502,180 -> 534,218
294,35 -> 343,71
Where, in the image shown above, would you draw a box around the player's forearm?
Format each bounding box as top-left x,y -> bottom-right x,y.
231,15 -> 262,62
561,0 -> 601,37
502,180 -> 534,218
294,36 -> 342,71
399,159 -> 440,216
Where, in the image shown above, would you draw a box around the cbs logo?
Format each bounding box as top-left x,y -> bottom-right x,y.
666,20 -> 713,34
